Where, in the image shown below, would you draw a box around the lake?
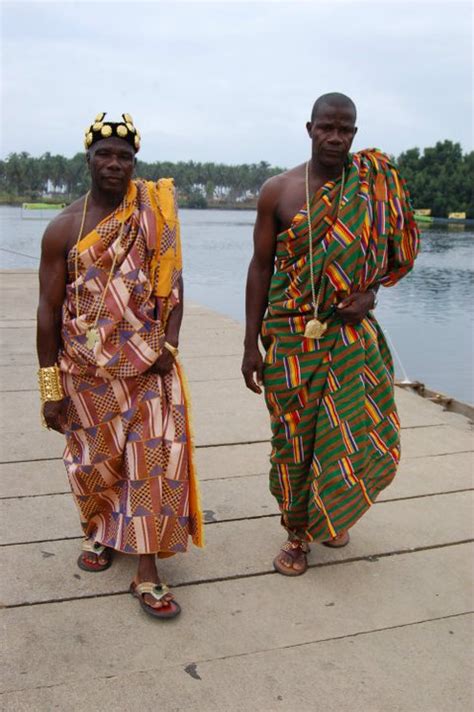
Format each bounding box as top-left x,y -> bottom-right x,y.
1,205 -> 473,404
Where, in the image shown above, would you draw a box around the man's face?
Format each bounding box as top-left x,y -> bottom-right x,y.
306,103 -> 357,167
87,137 -> 135,195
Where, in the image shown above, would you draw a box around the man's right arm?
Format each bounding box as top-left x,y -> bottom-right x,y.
37,219 -> 68,432
241,180 -> 279,394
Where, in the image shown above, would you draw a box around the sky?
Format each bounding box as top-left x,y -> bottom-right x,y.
1,0 -> 472,166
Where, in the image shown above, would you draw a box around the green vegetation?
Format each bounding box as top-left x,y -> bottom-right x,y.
1,140 -> 472,215
0,152 -> 283,209
397,141 -> 473,218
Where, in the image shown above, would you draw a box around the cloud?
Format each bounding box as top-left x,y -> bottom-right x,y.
1,1 -> 472,164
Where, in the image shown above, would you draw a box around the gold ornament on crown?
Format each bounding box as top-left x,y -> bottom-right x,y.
83,112 -> 140,151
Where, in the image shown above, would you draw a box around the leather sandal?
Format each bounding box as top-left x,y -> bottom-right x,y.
322,531 -> 350,548
77,539 -> 113,572
273,540 -> 310,576
130,581 -> 181,620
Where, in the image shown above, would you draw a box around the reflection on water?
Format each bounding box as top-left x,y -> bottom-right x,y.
183,215 -> 474,404
1,206 -> 473,403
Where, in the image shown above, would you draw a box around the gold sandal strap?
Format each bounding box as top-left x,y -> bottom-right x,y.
82,539 -> 105,555
134,582 -> 170,601
282,540 -> 309,553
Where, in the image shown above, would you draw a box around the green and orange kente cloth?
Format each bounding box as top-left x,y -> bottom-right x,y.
59,179 -> 204,556
261,150 -> 420,542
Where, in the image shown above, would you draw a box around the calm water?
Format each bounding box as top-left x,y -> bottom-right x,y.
1,206 -> 473,403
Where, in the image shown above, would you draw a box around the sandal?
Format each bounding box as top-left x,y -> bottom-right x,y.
130,581 -> 181,620
77,539 -> 113,572
273,540 -> 310,576
322,530 -> 350,548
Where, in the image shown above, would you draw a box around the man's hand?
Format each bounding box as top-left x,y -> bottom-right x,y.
43,400 -> 67,433
150,349 -> 175,376
336,291 -> 375,325
242,345 -> 264,394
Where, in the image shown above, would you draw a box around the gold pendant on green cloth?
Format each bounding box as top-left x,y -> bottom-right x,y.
86,328 -> 100,349
304,318 -> 327,339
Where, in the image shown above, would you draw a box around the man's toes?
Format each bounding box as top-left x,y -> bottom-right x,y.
292,556 -> 305,571
143,594 -> 161,609
142,592 -> 174,609
279,554 -> 292,569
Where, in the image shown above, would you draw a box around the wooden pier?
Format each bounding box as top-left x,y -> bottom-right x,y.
1,269 -> 472,711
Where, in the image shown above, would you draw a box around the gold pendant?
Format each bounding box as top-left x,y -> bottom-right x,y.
86,328 -> 100,349
304,318 -> 327,339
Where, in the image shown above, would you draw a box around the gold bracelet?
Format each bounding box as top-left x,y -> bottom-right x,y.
164,341 -> 179,358
38,365 -> 64,403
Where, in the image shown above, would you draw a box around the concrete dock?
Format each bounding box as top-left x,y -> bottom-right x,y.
0,269 -> 472,711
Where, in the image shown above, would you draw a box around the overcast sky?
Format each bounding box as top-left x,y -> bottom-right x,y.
1,0 -> 472,166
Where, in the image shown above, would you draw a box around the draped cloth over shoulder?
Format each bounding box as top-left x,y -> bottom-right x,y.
61,179 -> 182,379
261,150 -> 419,542
59,179 -> 204,554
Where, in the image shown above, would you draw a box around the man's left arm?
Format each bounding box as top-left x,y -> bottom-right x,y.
379,165 -> 420,287
152,276 -> 183,376
337,162 -> 420,325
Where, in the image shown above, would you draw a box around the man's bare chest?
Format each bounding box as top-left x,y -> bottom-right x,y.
64,209 -> 111,255
275,177 -> 326,234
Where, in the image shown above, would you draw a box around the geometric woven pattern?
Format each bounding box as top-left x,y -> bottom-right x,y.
60,179 -> 182,380
261,149 -> 419,542
57,178 -> 203,555
62,367 -> 201,555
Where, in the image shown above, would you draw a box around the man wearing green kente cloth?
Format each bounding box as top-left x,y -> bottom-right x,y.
242,93 -> 420,575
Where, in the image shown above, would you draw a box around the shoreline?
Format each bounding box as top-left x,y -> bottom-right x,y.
4,202 -> 474,223
2,200 -> 258,211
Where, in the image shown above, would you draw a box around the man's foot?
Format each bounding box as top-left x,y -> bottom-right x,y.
273,539 -> 310,576
131,554 -> 181,619
77,540 -> 113,572
322,530 -> 350,548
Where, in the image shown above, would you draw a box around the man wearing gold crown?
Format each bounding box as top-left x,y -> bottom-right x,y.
37,113 -> 203,618
242,93 -> 419,576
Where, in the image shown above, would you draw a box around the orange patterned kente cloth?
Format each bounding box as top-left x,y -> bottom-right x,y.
59,179 -> 204,555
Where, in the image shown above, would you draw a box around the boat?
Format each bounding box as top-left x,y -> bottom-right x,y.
414,211 -> 474,228
22,202 -> 66,210
21,202 -> 66,220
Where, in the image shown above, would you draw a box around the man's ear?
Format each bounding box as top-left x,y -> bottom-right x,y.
306,121 -> 312,138
85,151 -> 91,166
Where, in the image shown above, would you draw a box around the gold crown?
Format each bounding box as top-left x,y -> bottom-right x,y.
84,112 -> 140,152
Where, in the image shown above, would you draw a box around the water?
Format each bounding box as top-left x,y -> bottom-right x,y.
1,206 -> 473,404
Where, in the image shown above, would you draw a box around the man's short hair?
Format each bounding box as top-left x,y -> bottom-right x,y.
311,93 -> 357,122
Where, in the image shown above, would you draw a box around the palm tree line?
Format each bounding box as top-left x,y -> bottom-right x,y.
1,140 -> 472,216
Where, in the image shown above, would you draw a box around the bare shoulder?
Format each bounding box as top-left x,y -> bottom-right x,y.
41,196 -> 86,253
258,164 -> 305,208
